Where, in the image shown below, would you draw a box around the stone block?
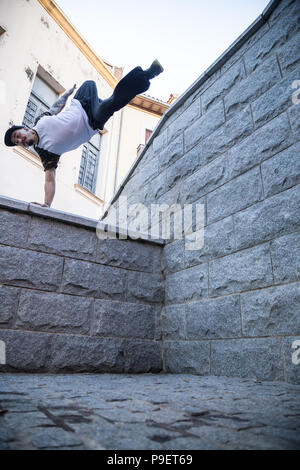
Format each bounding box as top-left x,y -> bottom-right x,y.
50,335 -> 125,372
127,272 -> 164,303
289,103 -> 300,141
165,146 -> 202,192
234,185 -> 300,250
155,180 -> 184,207
184,101 -> 225,152
30,428 -> 83,449
95,238 -> 156,272
202,60 -> 246,111
166,264 -> 208,304
137,157 -> 159,187
0,195 -> 29,213
62,258 -> 126,299
16,289 -> 92,334
0,245 -> 63,291
167,97 -> 200,143
0,285 -> 20,326
127,181 -> 153,209
241,283 -> 300,336
252,70 -> 300,127
228,113 -> 293,178
164,340 -> 210,374
92,299 -> 156,339
209,244 -> 273,296
137,144 -> 155,169
124,340 -> 162,372
186,295 -> 241,339
207,166 -> 263,224
154,304 -> 162,341
28,204 -> 98,230
153,129 -> 167,155
282,336 -> 300,385
148,172 -> 167,201
159,135 -> 184,171
270,231 -> 300,283
267,0 -> 298,28
162,304 -> 186,340
121,172 -> 143,195
211,338 -> 284,381
244,6 -> 300,74
185,216 -> 235,268
261,142 -> 300,197
162,239 -> 185,274
181,195 -> 206,237
28,217 -> 96,260
152,245 -> 163,273
0,329 -> 52,372
0,210 -> 30,248
189,68 -> 221,100
220,22 -> 270,74
225,56 -> 281,119
184,154 -> 230,204
200,106 -> 253,165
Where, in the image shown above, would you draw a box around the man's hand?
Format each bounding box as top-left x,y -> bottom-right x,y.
31,202 -> 50,208
67,84 -> 77,96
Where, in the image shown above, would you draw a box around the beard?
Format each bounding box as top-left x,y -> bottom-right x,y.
28,139 -> 34,147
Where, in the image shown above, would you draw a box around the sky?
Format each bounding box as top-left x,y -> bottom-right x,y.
55,0 -> 270,102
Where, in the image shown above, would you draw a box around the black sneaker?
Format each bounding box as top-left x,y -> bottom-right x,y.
146,59 -> 164,79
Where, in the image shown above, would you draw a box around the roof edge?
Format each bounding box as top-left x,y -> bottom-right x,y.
37,0 -> 118,87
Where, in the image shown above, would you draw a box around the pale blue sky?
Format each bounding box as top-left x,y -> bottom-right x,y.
55,0 -> 270,102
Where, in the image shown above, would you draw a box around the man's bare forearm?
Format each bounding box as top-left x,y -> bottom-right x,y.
49,84 -> 77,115
49,93 -> 69,115
44,180 -> 55,207
44,170 -> 56,207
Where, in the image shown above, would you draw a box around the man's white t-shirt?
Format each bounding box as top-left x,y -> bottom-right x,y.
33,99 -> 97,155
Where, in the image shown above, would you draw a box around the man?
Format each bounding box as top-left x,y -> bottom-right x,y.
4,60 -> 164,208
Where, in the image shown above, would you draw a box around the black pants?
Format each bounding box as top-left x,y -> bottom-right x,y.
74,66 -> 151,130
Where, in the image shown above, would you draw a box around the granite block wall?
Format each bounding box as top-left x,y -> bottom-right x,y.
0,0 -> 299,384
0,197 -> 163,373
103,0 -> 300,383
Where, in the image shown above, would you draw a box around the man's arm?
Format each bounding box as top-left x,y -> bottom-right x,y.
49,84 -> 77,115
44,169 -> 56,207
31,169 -> 56,207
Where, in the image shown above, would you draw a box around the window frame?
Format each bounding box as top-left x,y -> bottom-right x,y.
145,128 -> 152,144
78,134 -> 101,194
22,90 -> 50,129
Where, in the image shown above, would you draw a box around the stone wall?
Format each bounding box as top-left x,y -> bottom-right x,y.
0,196 -> 163,373
102,0 -> 300,383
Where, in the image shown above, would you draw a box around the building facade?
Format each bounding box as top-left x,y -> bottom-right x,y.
0,0 -> 169,219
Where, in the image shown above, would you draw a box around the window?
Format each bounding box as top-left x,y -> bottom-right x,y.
22,75 -> 58,128
145,128 -> 152,143
78,132 -> 101,193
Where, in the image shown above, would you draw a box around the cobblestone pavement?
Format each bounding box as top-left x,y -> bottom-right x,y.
0,373 -> 300,450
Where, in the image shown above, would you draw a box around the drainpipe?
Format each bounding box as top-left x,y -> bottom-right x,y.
113,108 -> 124,195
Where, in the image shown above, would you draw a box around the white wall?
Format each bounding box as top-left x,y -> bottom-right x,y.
0,0 -> 164,219
115,106 -> 159,191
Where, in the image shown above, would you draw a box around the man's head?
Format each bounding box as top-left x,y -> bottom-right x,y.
4,125 -> 37,148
